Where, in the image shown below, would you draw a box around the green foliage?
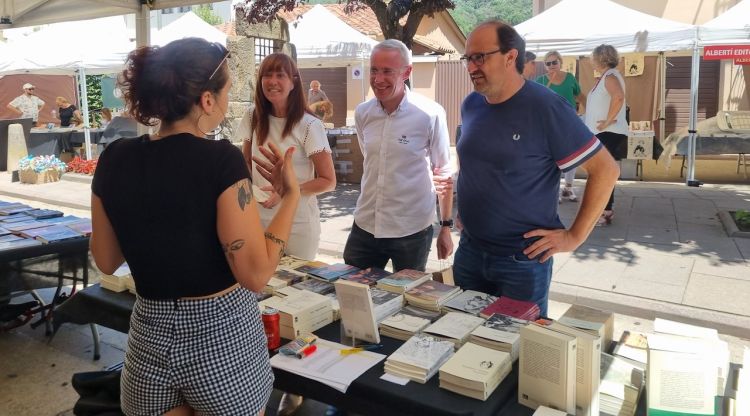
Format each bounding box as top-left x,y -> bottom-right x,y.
193,4 -> 224,25
85,75 -> 103,125
734,210 -> 750,228
450,0 -> 532,36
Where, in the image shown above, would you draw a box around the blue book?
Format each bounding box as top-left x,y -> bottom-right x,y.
308,263 -> 361,282
39,215 -> 84,225
35,228 -> 85,244
0,234 -> 24,243
340,267 -> 392,286
4,220 -> 50,233
0,214 -> 34,224
0,238 -> 43,251
0,204 -> 33,215
0,227 -> 10,236
25,209 -> 64,220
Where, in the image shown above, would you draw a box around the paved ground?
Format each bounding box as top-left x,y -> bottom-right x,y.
1,170 -> 750,415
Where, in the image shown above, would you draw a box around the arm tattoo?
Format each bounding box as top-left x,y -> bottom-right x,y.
222,239 -> 245,268
234,180 -> 253,210
264,232 -> 287,257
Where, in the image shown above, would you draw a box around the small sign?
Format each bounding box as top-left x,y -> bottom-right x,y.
704,45 -> 750,61
735,57 -> 750,65
627,134 -> 653,160
624,53 -> 645,77
352,66 -> 363,80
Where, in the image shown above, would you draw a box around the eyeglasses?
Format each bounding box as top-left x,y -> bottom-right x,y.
460,49 -> 502,68
207,43 -> 230,82
26,88 -> 35,91
545,60 -> 559,66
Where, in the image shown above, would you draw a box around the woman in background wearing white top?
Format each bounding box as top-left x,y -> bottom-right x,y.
236,53 -> 336,261
584,44 -> 627,226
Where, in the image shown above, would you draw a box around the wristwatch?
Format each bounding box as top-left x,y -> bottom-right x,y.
439,219 -> 454,229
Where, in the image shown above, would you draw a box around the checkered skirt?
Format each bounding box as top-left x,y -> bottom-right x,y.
121,286 -> 273,415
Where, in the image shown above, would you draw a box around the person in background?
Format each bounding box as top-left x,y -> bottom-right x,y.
535,50 -> 586,203
55,97 -> 83,127
454,21 -> 618,317
584,44 -> 627,226
90,38 -> 300,416
7,83 -> 45,126
235,53 -> 335,416
306,79 -> 329,106
344,39 -> 454,273
99,108 -> 113,129
522,51 -> 536,80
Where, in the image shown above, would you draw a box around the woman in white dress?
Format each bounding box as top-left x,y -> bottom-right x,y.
236,53 -> 336,261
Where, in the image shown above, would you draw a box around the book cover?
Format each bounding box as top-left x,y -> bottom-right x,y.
24,209 -> 64,220
272,268 -> 306,286
4,220 -> 50,233
370,287 -> 404,323
278,254 -> 310,270
423,312 -> 485,345
19,224 -> 72,239
480,296 -> 540,320
0,238 -> 43,251
439,342 -> 512,394
341,267 -> 391,286
65,220 -> 93,236
0,204 -> 33,215
442,290 -> 498,316
470,313 -> 528,360
405,280 -> 461,304
377,269 -> 432,291
379,312 -> 431,334
35,227 -> 85,244
612,330 -> 649,367
293,260 -> 329,274
518,323 -> 577,414
38,215 -> 85,225
599,352 -> 644,416
308,263 -> 361,282
292,279 -> 335,295
0,214 -> 33,224
334,279 -> 380,344
400,304 -> 443,323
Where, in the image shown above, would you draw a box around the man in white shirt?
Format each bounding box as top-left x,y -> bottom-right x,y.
343,39 -> 454,272
7,83 -> 45,125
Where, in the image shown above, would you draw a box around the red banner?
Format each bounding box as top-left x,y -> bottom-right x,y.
735,57 -> 750,65
704,45 -> 750,60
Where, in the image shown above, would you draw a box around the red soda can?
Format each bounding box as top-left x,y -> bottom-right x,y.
261,307 -> 281,350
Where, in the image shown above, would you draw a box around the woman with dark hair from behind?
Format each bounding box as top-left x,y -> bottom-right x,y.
90,38 -> 300,415
585,44 -> 627,226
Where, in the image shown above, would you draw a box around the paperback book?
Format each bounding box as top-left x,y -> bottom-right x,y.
308,263 -> 361,282
340,267 -> 391,286
439,342 -> 512,401
404,280 -> 462,311
24,209 -> 64,220
479,296 -> 540,321
376,269 -> 432,294
384,333 -> 455,383
423,312 -> 486,348
292,279 -> 335,296
441,290 -> 498,316
469,313 -> 528,361
558,304 -> 614,347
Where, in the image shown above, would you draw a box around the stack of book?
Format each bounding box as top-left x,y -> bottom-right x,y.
518,323 -> 577,414
378,305 -> 443,340
532,406 -> 568,416
404,280 -> 462,311
263,268 -> 307,295
479,296 -> 540,320
100,263 -> 133,292
557,304 -> 614,347
0,203 -> 33,215
469,313 -> 528,361
259,291 -> 332,339
278,254 -> 310,270
293,260 -> 329,274
599,352 -> 645,416
376,269 -> 432,294
307,263 -> 360,282
24,209 -> 63,220
423,312 -> 485,348
292,279 -> 335,296
384,333 -> 455,383
439,342 -> 512,401
441,290 -> 497,316
370,287 -> 404,322
340,267 -> 391,286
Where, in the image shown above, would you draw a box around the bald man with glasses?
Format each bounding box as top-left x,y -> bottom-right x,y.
453,21 -> 619,317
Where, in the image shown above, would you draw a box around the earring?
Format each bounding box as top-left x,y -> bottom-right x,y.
196,113 -> 220,137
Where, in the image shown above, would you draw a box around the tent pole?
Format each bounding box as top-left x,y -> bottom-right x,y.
659,52 -> 666,148
686,30 -> 701,187
135,4 -> 151,136
78,67 -> 92,160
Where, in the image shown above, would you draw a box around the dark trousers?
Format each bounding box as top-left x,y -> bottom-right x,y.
343,221 -> 433,272
597,131 -> 627,210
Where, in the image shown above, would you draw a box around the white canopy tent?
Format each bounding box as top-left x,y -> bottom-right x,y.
152,11 -> 227,47
515,0 -> 695,56
288,4 -> 378,68
679,0 -> 750,185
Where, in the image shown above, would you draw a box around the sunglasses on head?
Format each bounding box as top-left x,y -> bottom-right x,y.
545,60 -> 559,66
207,42 -> 230,82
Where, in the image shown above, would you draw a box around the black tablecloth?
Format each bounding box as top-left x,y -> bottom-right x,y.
28,129 -> 104,157
53,284 -> 134,334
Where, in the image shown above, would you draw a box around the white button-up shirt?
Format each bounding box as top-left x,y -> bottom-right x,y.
9,94 -> 44,121
354,89 -> 452,238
